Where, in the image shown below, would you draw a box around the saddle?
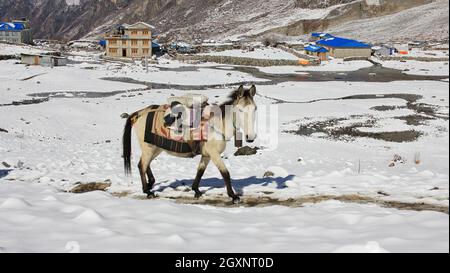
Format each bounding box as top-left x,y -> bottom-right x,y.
144,94 -> 211,155
164,94 -> 209,130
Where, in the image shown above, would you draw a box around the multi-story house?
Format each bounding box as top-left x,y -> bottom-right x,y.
105,22 -> 153,58
0,19 -> 33,44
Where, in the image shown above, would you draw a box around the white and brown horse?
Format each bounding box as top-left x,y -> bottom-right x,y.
123,85 -> 257,204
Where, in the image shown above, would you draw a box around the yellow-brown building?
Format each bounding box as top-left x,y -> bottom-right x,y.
105,22 -> 153,58
316,36 -> 372,59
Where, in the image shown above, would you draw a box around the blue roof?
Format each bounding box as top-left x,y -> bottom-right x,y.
0,22 -> 25,31
305,45 -> 329,53
317,37 -> 371,48
311,32 -> 334,39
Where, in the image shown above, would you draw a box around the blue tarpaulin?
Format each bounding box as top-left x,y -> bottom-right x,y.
0,22 -> 25,31
305,45 -> 329,53
317,37 -> 371,48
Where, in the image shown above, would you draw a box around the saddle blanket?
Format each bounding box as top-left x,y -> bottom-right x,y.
144,105 -> 209,155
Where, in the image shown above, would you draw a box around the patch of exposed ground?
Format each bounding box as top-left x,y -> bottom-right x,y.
370,105 -> 402,111
395,114 -> 436,126
120,192 -> 449,214
285,115 -> 423,142
0,98 -> 50,107
282,93 -> 448,142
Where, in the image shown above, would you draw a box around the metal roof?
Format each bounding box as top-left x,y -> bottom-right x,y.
311,32 -> 334,39
0,22 -> 25,31
305,45 -> 329,53
317,37 -> 371,48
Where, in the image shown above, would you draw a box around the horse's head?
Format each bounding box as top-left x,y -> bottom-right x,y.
233,85 -> 257,143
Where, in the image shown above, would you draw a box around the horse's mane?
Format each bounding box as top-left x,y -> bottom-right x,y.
219,88 -> 244,117
220,87 -> 253,107
219,86 -> 255,118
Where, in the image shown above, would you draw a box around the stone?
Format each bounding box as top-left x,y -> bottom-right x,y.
70,181 -> 112,194
234,146 -> 259,156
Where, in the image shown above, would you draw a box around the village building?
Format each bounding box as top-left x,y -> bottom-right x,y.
304,44 -> 329,61
372,45 -> 396,57
0,19 -> 33,44
21,53 -> 67,67
395,44 -> 410,55
316,36 -> 372,58
104,22 -> 153,58
310,32 -> 334,42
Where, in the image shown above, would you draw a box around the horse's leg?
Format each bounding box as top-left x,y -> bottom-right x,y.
138,148 -> 156,198
209,152 -> 240,204
192,155 -> 211,198
145,149 -> 162,198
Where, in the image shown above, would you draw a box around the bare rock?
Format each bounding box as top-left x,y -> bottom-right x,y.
1,162 -> 11,168
234,146 -> 260,156
389,154 -> 406,167
70,181 -> 112,194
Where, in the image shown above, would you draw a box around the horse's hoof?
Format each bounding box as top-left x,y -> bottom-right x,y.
232,196 -> 241,204
147,192 -> 156,199
194,192 -> 203,199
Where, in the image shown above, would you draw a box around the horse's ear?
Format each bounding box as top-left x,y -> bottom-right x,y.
237,85 -> 245,97
249,85 -> 256,97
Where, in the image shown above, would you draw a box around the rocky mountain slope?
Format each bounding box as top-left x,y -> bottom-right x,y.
327,0 -> 449,43
0,0 -> 447,42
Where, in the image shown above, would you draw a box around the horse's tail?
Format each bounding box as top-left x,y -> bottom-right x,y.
123,112 -> 138,175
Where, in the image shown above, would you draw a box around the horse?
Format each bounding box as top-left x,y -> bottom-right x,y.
122,85 -> 257,204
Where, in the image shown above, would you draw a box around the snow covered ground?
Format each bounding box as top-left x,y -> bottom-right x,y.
376,59 -> 449,76
404,48 -> 449,59
0,43 -> 48,56
258,59 -> 374,74
0,44 -> 449,252
0,181 -> 447,253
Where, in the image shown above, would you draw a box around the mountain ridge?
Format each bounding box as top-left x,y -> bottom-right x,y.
0,0 -> 446,42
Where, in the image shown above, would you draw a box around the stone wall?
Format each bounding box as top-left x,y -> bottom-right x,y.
378,56 -> 449,62
0,54 -> 17,60
343,56 -> 371,62
277,45 -> 321,64
176,54 -> 317,67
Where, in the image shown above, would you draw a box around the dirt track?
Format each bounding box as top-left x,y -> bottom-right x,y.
117,192 -> 449,214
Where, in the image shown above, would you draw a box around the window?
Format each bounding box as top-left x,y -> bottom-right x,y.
109,48 -> 118,54
122,40 -> 127,45
143,49 -> 149,54
109,39 -> 117,45
143,40 -> 149,46
131,40 -> 138,46
131,48 -> 138,54
131,30 -> 138,35
143,30 -> 149,35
